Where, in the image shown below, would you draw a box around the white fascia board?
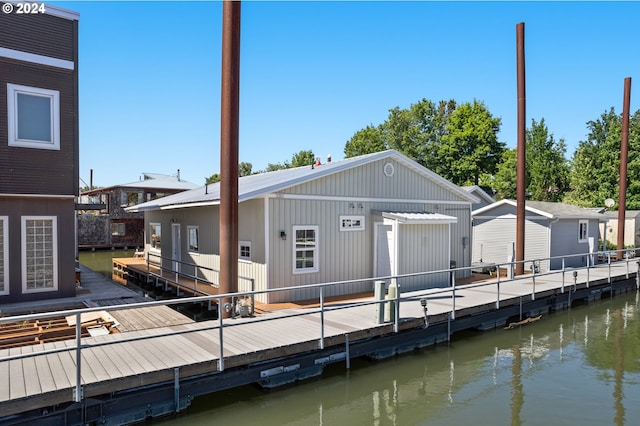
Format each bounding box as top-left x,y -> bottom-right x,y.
269,193 -> 472,206
0,47 -> 74,70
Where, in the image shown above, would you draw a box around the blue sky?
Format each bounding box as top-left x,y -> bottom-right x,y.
50,1 -> 640,187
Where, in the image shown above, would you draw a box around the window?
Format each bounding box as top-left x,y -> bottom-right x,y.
340,215 -> 365,231
293,226 -> 318,273
150,223 -> 161,250
7,83 -> 60,150
188,226 -> 199,253
239,241 -> 251,261
578,220 -> 588,243
22,216 -> 58,292
0,217 -> 8,295
111,222 -> 126,236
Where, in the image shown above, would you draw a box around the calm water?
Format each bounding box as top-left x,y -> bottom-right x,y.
78,252 -> 640,425
78,249 -> 135,280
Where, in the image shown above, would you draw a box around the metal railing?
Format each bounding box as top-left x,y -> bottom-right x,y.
1,248 -> 638,404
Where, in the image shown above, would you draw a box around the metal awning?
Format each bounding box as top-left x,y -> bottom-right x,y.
381,211 -> 457,224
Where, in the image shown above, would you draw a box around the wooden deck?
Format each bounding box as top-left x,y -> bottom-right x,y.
1,260 -> 638,420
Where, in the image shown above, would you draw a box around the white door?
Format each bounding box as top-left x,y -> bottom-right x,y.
171,223 -> 181,273
374,223 -> 395,283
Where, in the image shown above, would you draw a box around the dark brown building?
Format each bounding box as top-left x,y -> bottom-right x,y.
0,3 -> 79,303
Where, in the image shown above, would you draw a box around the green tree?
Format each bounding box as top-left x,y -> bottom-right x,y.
344,125 -> 386,158
492,119 -> 570,201
205,161 -> 254,184
492,148 -> 517,200
565,108 -> 640,209
525,118 -> 570,201
439,99 -> 504,186
290,150 -> 315,167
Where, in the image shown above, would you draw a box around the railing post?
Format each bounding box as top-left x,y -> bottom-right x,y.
394,279 -> 400,333
320,286 -> 325,349
495,264 -> 500,310
561,257 -> 565,293
218,296 -> 225,372
451,273 -> 456,320
74,313 -> 83,403
625,250 -> 630,279
531,263 -> 536,301
586,254 -> 590,288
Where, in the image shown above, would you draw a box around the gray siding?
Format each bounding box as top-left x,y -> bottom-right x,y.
549,219 -> 600,268
282,158 -> 464,202
397,223 -> 450,290
473,217 -> 550,272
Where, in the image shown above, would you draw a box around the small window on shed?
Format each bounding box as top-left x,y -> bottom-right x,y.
239,241 -> 251,261
578,220 -> 588,243
340,215 -> 365,231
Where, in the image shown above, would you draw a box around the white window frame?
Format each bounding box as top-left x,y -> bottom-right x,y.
188,226 -> 199,254
7,83 -> 60,150
578,220 -> 588,243
239,240 -> 252,262
21,216 -> 58,293
0,216 -> 8,295
149,222 -> 161,251
293,225 -> 319,274
339,215 -> 365,231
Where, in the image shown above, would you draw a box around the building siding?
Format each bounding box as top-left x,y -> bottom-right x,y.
473,217 -> 550,272
0,5 -> 76,61
0,196 -> 76,303
550,219 -> 600,268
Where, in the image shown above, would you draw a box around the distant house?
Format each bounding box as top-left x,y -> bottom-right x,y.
462,185 -> 494,211
600,210 -> 640,249
0,3 -> 80,303
78,172 -> 197,249
472,200 -> 607,272
128,150 -> 479,303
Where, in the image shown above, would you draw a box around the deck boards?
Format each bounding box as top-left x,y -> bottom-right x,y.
0,261 -> 637,418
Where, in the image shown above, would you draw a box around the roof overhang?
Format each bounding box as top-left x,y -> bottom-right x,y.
381,211 -> 457,224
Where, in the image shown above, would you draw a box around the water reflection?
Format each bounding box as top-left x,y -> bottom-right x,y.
157,292 -> 640,426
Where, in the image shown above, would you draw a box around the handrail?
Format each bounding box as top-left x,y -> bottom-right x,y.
1,247 -> 638,404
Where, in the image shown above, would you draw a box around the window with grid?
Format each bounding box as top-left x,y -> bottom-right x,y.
293,226 -> 318,273
239,241 -> 251,261
22,217 -> 57,292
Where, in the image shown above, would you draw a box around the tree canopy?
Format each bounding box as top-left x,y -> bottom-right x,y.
344,98 -> 502,186
493,119 -> 569,201
565,108 -> 640,209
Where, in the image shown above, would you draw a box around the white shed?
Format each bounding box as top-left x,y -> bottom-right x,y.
129,150 -> 478,303
472,200 -> 607,272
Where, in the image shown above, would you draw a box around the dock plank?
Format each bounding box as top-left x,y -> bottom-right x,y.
8,348 -> 26,400
21,346 -> 43,397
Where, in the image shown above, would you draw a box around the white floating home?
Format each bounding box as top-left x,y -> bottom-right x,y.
128,150 -> 478,303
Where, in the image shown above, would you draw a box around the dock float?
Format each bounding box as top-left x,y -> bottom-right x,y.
1,260 -> 638,425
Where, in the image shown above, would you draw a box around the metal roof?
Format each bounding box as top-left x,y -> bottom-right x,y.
381,211 -> 457,224
472,199 -> 607,221
127,150 -> 478,212
82,173 -> 198,195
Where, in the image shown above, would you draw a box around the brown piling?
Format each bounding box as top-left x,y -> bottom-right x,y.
219,0 -> 241,318
515,22 -> 526,275
617,77 -> 631,258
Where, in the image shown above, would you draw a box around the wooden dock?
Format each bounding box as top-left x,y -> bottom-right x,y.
1,260 -> 638,424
